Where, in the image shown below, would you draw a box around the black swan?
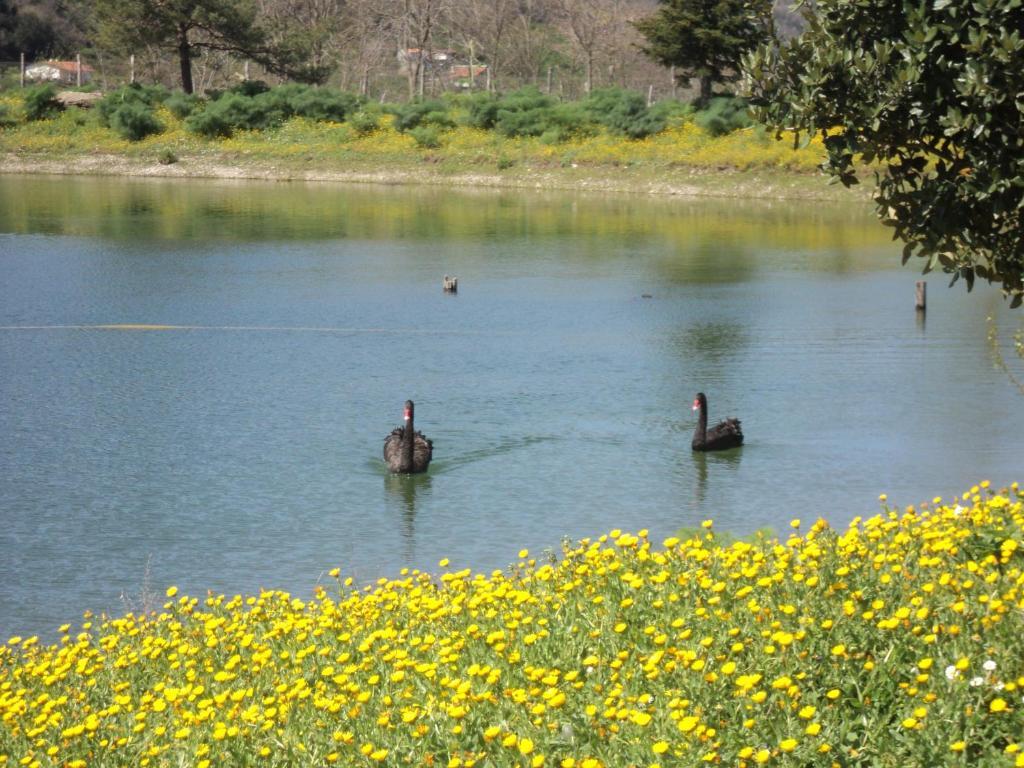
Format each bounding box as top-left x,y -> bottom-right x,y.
383,400 -> 433,473
691,392 -> 743,451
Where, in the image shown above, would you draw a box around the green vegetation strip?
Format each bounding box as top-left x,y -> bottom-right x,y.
0,85 -> 849,199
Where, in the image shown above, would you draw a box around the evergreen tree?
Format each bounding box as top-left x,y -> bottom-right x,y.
90,0 -> 328,92
634,0 -> 774,105
746,0 -> 1024,305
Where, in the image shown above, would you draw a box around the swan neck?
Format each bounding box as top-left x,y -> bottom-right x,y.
693,400 -> 707,446
401,414 -> 415,470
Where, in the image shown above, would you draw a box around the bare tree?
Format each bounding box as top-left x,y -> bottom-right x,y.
448,0 -> 516,91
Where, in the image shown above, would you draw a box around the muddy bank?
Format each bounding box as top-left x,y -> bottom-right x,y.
0,151 -> 859,202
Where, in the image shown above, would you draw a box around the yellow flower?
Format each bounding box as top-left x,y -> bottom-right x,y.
990,698 -> 1008,713
165,586 -> 178,597
950,742 -> 966,752
519,738 -> 535,755
652,742 -> 669,755
779,738 -> 798,752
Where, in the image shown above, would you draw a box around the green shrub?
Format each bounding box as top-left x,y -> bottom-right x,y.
409,124 -> 442,148
109,102 -> 163,141
184,106 -> 234,138
286,87 -> 361,122
464,92 -> 501,129
497,101 -> 590,142
184,85 -> 364,137
648,99 -> 693,125
97,84 -> 169,128
165,92 -> 202,119
23,84 -> 61,121
185,92 -> 275,136
0,103 -> 15,128
347,110 -> 380,135
391,100 -> 454,132
694,96 -> 752,136
583,87 -> 666,139
158,148 -> 178,165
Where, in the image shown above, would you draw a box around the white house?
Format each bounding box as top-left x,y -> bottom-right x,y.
24,60 -> 94,86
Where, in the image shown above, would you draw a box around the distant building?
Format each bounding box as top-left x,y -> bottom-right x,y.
398,49 -> 488,89
25,60 -> 94,85
450,64 -> 488,89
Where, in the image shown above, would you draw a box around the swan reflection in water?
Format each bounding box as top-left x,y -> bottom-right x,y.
384,471 -> 433,560
690,446 -> 743,511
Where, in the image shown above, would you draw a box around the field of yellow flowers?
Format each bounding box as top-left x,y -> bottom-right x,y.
2,484 -> 1022,767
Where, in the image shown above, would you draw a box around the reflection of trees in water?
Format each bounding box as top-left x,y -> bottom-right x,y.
669,322 -> 750,364
987,315 -> 1024,397
384,472 -> 432,561
2,177 -> 891,259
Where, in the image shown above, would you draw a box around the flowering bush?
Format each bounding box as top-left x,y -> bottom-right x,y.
3,484 -> 1021,768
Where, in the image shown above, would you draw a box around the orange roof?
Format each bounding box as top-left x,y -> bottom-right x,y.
47,60 -> 96,74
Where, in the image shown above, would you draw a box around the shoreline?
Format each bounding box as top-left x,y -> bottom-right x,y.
0,151 -> 866,202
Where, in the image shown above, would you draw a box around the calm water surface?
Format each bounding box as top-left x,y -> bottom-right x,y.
1,176 -> 1021,639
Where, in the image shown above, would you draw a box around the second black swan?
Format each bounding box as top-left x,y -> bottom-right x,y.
691,392 -> 743,451
383,400 -> 433,473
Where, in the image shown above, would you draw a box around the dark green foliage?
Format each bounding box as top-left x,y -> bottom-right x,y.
184,85 -> 363,137
391,100 -> 455,133
91,0 -> 269,93
470,87 -> 584,142
496,101 -> 589,141
746,0 -> 1024,305
158,148 -> 177,165
634,0 -> 775,105
185,107 -> 234,138
109,101 -> 163,141
165,92 -> 202,120
463,92 -> 501,130
409,125 -> 442,149
23,84 -> 61,121
583,87 -> 667,139
648,99 -> 694,124
694,96 -> 752,136
282,87 -> 361,123
229,80 -> 271,98
347,110 -> 380,136
186,93 -> 270,136
97,84 -> 168,128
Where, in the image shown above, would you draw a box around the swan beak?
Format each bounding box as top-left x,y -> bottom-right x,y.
692,401 -> 700,411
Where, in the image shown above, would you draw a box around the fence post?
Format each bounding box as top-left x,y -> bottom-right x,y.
20,52 -> 25,87
130,54 -> 135,84
76,53 -> 82,87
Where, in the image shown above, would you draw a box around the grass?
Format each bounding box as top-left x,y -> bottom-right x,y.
0,101 -> 852,200
2,482 -> 1022,767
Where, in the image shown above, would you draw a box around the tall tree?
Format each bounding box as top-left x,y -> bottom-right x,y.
92,0 -> 272,93
634,0 -> 774,105
745,0 -> 1024,305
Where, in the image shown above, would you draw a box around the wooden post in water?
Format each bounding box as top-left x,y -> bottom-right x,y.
915,281 -> 927,312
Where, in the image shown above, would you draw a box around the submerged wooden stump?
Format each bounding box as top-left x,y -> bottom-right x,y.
443,275 -> 458,293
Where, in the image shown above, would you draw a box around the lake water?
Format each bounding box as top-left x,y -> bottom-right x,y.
1,175 -> 1021,640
